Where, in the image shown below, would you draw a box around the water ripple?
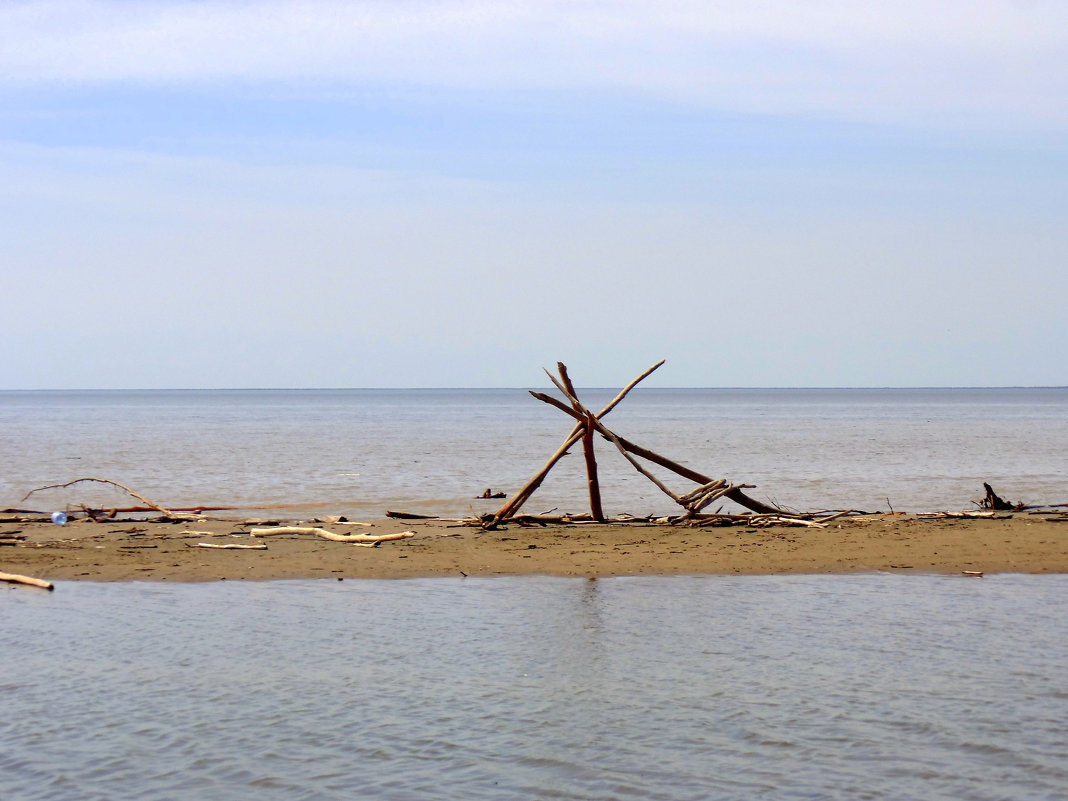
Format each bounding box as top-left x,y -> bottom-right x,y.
3,574 -> 1068,800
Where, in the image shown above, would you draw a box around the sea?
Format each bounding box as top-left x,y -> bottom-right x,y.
3,388 -> 1067,800
1,387 -> 1066,517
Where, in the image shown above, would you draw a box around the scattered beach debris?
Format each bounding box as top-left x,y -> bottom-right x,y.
476,489 -> 507,499
962,571 -> 984,577
0,571 -> 54,591
187,542 -> 269,550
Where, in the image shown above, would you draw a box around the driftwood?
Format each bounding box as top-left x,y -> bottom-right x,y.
21,477 -> 178,517
529,388 -> 779,515
493,360 -> 666,523
554,363 -> 605,522
249,527 -> 414,545
531,366 -> 781,517
918,511 -> 1001,520
581,410 -> 604,521
981,483 -> 1016,511
0,571 -> 54,590
187,542 -> 268,550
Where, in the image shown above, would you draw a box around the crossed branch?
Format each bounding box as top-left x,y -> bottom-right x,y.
490,361 -> 780,526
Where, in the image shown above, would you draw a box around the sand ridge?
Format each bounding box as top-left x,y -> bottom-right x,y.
2,513 -> 1067,583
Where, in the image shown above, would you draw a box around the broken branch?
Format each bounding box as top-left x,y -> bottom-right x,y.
21,478 -> 176,517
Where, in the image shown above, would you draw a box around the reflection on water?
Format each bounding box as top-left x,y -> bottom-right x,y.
3,574 -> 1067,800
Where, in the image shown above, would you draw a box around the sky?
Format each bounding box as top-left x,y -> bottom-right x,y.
2,0 -> 1066,389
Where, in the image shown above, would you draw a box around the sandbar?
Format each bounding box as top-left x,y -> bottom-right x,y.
2,513 -> 1066,583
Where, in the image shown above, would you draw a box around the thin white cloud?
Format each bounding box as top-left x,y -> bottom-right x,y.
2,0 -> 1067,128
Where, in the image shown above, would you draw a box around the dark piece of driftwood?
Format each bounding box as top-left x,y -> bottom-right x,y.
581,412 -> 605,521
555,362 -> 605,522
0,571 -> 54,590
493,360 -> 665,523
386,511 -> 438,519
981,483 -> 1016,511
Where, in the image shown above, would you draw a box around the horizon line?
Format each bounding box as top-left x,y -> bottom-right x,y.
2,385 -> 1066,392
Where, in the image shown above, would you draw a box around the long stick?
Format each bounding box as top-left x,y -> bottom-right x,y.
492,360 -> 665,522
529,391 -> 780,514
21,477 -> 175,517
188,542 -> 269,550
249,527 -> 415,544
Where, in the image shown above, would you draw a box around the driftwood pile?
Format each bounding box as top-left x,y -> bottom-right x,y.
471,360 -> 849,530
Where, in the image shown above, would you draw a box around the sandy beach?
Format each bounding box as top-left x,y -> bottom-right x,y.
2,513 -> 1067,583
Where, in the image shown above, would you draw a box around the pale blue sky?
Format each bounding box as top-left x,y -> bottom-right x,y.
2,0 -> 1066,388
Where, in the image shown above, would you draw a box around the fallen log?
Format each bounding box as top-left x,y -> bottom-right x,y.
0,571 -> 54,590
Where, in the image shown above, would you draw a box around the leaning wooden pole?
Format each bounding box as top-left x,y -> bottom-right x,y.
491,360 -> 665,523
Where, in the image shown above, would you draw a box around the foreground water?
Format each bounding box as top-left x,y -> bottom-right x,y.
2,388 -> 1066,516
3,574 -> 1066,800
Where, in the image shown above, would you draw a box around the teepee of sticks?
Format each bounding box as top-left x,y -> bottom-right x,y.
489,360 -> 782,526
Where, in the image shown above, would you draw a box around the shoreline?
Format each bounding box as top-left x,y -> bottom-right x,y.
2,513 -> 1067,583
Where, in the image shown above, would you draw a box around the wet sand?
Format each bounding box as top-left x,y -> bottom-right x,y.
2,513 -> 1067,583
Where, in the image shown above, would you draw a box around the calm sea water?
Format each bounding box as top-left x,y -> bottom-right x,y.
2,388 -> 1065,516
3,574 -> 1067,801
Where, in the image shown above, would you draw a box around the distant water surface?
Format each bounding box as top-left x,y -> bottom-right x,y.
3,574 -> 1067,801
1,388 -> 1065,516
